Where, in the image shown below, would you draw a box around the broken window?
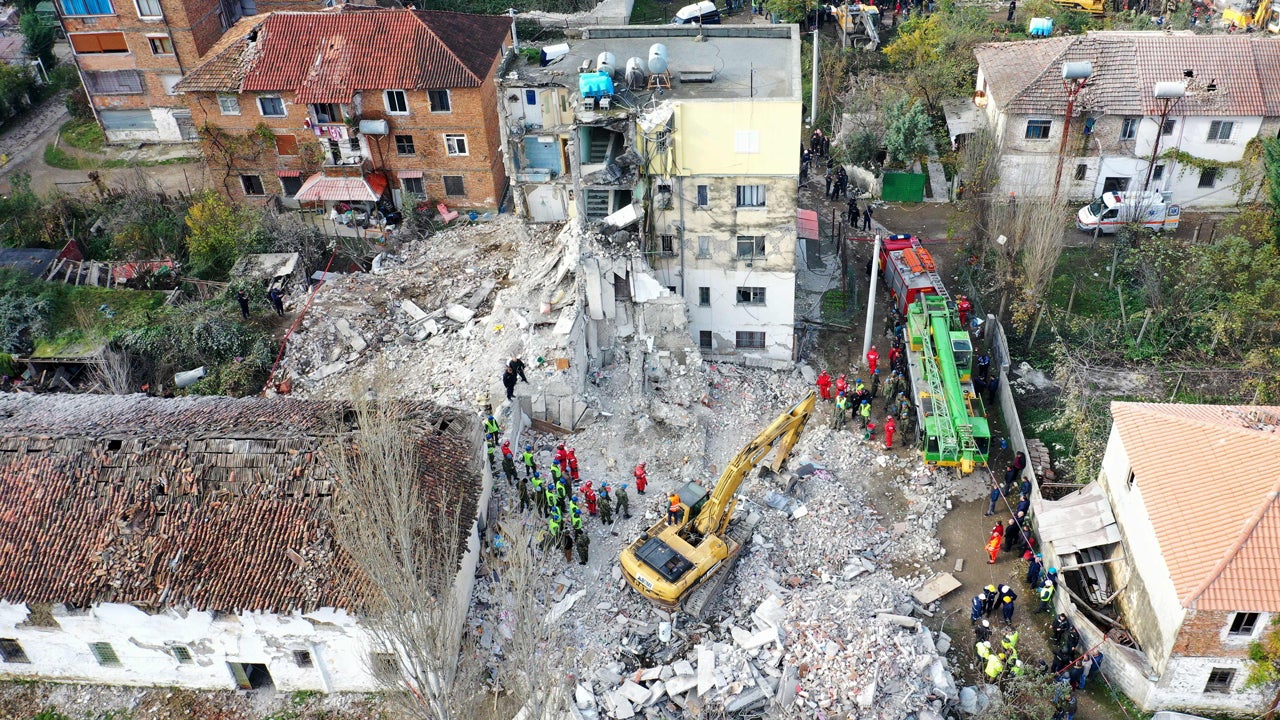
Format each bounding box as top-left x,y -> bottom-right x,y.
427,89 -> 451,113
293,650 -> 314,667
735,331 -> 765,349
736,286 -> 766,305
228,662 -> 274,689
699,331 -> 712,351
736,185 -> 765,207
443,175 -> 466,197
1228,612 -> 1259,636
1204,667 -> 1235,693
445,134 -> 468,156
0,639 -> 30,664
311,103 -> 343,124
659,234 -> 675,255
1119,117 -> 1137,141
736,236 -> 765,259
1074,164 -> 1087,181
697,236 -> 711,258
90,642 -> 121,667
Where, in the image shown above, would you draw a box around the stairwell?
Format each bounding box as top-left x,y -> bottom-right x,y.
584,190 -> 611,220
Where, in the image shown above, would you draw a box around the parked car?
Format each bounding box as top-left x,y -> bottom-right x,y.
671,0 -> 721,24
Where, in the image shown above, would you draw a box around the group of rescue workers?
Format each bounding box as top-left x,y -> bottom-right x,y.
814,339 -> 916,448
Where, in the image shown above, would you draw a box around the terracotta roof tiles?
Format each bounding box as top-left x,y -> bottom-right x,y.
0,394 -> 480,614
177,6 -> 511,101
1110,402 -> 1280,612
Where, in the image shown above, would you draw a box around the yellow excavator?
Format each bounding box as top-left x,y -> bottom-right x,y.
619,393 -> 816,618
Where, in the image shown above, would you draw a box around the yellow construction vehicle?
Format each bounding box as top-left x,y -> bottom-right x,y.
619,393 -> 816,617
1053,0 -> 1106,15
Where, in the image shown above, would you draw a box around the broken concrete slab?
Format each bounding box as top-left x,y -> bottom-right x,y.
444,303 -> 476,323
618,681 -> 649,706
664,674 -> 697,696
696,646 -> 716,696
912,572 -> 962,605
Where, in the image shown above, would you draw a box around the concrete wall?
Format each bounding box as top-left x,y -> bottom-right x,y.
670,100 -> 802,176
0,601 -> 379,692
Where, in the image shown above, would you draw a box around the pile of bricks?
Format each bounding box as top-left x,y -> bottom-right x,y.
1025,438 -> 1055,481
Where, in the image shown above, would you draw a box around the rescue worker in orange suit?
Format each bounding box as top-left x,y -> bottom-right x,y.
835,373 -> 848,397
884,416 -> 896,449
566,448 -> 580,482
816,370 -> 833,401
866,345 -> 879,375
668,493 -> 682,525
634,463 -> 648,494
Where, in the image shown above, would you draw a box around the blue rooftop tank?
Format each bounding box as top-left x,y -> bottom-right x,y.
579,70 -> 615,99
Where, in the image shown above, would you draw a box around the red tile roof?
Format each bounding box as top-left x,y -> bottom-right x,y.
1111,402 -> 1280,612
0,395 -> 480,614
179,6 -> 511,102
975,33 -> 1280,118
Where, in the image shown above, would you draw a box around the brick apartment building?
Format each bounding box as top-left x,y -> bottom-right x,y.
174,6 -> 512,212
56,0 -> 327,143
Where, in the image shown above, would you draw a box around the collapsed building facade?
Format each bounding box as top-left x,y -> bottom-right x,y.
498,25 -> 803,365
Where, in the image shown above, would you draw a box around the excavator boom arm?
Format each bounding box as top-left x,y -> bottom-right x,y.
693,393 -> 817,535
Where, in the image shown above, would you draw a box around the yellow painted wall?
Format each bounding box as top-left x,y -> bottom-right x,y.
641,100 -> 802,177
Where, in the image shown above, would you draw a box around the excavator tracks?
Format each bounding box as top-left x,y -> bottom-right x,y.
679,513 -> 761,619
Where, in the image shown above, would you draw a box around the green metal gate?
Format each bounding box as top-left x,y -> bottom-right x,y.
881,172 -> 927,203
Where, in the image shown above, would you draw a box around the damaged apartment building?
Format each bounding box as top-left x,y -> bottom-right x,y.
498,25 -> 803,364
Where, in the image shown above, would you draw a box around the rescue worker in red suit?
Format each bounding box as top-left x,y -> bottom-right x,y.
888,344 -> 902,370
835,374 -> 848,397
501,440 -> 513,461
634,463 -> 648,495
866,345 -> 879,375
566,448 -> 580,481
958,296 -> 972,327
582,481 -> 599,515
884,416 -> 896,449
554,443 -> 569,467
816,370 -> 833,401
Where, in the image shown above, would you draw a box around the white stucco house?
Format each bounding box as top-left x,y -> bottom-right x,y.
0,394 -> 489,693
964,32 -> 1280,208
1034,402 -> 1280,716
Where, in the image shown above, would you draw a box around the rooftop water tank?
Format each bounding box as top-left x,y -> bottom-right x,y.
625,57 -> 648,89
1028,17 -> 1053,36
648,43 -> 668,75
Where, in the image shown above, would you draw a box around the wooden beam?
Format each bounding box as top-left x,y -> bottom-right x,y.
1060,556 -> 1123,572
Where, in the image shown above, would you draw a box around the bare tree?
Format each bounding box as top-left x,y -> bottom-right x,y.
328,387 -> 484,720
1014,195 -> 1070,325
961,124 -> 1002,249
92,348 -> 133,395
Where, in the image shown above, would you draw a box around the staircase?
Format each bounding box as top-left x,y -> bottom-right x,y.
585,134 -> 612,164
584,190 -> 611,220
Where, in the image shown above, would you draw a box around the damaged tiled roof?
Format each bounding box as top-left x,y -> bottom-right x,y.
0,394 -> 480,614
172,16 -> 266,93
177,6 -> 511,101
1111,402 -> 1280,612
975,32 -> 1280,117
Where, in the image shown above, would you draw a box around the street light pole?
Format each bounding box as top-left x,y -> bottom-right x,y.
1053,61 -> 1093,201
809,26 -> 819,127
1143,81 -> 1186,192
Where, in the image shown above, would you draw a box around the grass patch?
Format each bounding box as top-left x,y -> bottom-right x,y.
44,140 -> 201,170
821,290 -> 851,321
630,0 -> 670,23
60,118 -> 104,152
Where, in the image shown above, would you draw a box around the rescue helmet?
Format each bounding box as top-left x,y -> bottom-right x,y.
567,447 -> 575,454
621,484 -> 629,490
639,462 -> 646,469
977,593 -> 986,600
981,620 -> 991,628
572,495 -> 579,502
997,653 -> 1006,660
487,415 -> 495,421
855,378 -> 862,384
526,445 -> 533,451
553,459 -> 561,465
532,471 -> 541,478
1044,579 -> 1054,587
601,482 -> 610,488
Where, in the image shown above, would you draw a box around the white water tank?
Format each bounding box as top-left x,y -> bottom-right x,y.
596,51 -> 617,77
625,57 -> 648,89
648,43 -> 668,75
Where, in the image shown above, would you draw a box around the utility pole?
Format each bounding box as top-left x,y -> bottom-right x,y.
809,27 -> 819,127
862,233 -> 881,362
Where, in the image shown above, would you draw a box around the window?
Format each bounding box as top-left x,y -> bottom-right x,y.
666,286 -> 677,294
699,330 -> 712,351
1127,470 -> 1136,488
733,129 -> 759,154
0,639 -> 30,664
280,176 -> 302,197
1024,119 -> 1052,140
385,90 -> 408,115
170,645 -> 193,664
1074,164 -> 1087,181
736,185 -> 765,208
311,103 -> 342,124
697,235 -> 710,258
135,0 -> 160,15
99,110 -> 155,130
147,35 -> 174,54
443,175 -> 465,196
217,95 -> 240,115
241,175 -> 264,196
403,177 -> 425,196
61,0 -> 114,15
736,236 -> 765,259
1120,117 -> 1138,140
1161,118 -> 1176,136
258,96 -> 285,117
293,650 -> 314,668
90,642 -> 121,667
445,134 -> 468,156
736,286 -> 766,305
1198,168 -> 1218,188
371,652 -> 399,681
1229,612 -> 1260,636
1204,668 -> 1235,693
735,331 -> 766,349
395,134 -> 416,155
83,70 -> 143,95
427,89 -> 451,113
696,184 -> 708,207
1152,164 -> 1165,181
70,32 -> 128,53
274,134 -> 298,156
659,234 -> 675,255
698,287 -> 710,306
1207,120 -> 1234,142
